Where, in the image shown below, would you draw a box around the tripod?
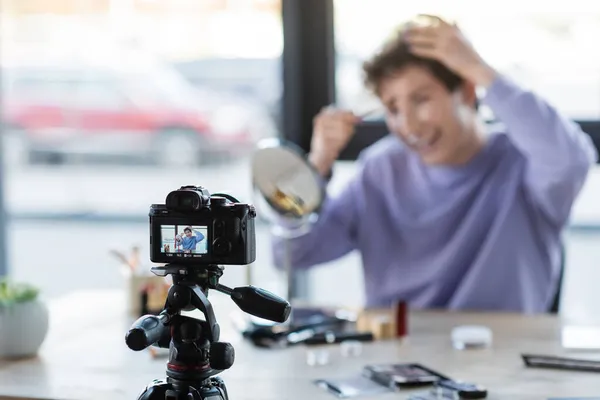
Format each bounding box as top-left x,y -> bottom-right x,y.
125,264 -> 291,400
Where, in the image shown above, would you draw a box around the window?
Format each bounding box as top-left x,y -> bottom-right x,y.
334,2 -> 600,120
0,0 -> 283,296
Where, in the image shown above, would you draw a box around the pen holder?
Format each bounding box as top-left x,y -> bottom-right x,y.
122,267 -> 170,317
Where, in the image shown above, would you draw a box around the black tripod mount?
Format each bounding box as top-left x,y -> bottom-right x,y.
125,263 -> 291,400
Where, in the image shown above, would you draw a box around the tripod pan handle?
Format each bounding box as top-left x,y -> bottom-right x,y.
231,286 -> 291,323
126,313 -> 169,351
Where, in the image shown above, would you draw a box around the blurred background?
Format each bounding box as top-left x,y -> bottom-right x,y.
1,0 -> 600,321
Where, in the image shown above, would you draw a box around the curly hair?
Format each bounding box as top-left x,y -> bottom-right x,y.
362,23 -> 464,96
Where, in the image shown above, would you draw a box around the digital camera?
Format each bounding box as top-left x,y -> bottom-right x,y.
149,185 -> 256,265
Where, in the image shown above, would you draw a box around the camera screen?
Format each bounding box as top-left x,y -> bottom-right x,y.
160,225 -> 208,256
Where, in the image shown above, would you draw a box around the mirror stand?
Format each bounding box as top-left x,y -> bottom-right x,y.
270,217 -> 316,321
251,138 -> 325,327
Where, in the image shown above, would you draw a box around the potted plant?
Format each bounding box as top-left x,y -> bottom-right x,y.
0,279 -> 49,359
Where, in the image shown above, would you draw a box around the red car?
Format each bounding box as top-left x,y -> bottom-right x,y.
1,64 -> 266,166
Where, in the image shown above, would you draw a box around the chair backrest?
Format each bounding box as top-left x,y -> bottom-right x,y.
548,241 -> 566,314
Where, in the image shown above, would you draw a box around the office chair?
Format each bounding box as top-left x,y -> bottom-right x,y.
548,241 -> 566,314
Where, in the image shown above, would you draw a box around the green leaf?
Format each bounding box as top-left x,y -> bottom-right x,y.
0,278 -> 39,308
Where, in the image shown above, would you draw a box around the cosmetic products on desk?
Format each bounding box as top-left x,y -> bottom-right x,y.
356,300 -> 408,340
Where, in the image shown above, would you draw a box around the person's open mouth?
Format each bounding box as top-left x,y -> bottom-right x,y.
406,130 -> 442,153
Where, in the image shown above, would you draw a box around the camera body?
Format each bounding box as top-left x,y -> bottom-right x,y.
150,185 -> 256,265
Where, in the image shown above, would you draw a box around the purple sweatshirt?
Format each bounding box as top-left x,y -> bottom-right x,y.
271,75 -> 598,313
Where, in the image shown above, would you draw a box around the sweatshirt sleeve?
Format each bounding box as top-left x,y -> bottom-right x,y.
481,74 -> 598,226
269,162 -> 366,270
194,232 -> 205,243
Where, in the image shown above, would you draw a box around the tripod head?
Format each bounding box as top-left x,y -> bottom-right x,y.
125,263 -> 291,400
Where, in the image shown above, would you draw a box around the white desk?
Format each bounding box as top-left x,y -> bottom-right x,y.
1,290 -> 600,400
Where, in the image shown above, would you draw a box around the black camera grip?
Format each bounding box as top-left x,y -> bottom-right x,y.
126,313 -> 170,351
231,286 -> 291,323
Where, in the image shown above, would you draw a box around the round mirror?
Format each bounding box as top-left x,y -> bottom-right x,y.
251,138 -> 324,222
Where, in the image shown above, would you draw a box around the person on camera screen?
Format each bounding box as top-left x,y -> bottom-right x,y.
271,15 -> 597,313
176,227 -> 205,253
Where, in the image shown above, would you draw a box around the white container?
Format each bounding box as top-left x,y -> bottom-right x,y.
451,325 -> 493,350
0,299 -> 49,359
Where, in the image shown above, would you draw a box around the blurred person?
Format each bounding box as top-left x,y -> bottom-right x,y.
271,16 -> 598,313
176,227 -> 205,253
